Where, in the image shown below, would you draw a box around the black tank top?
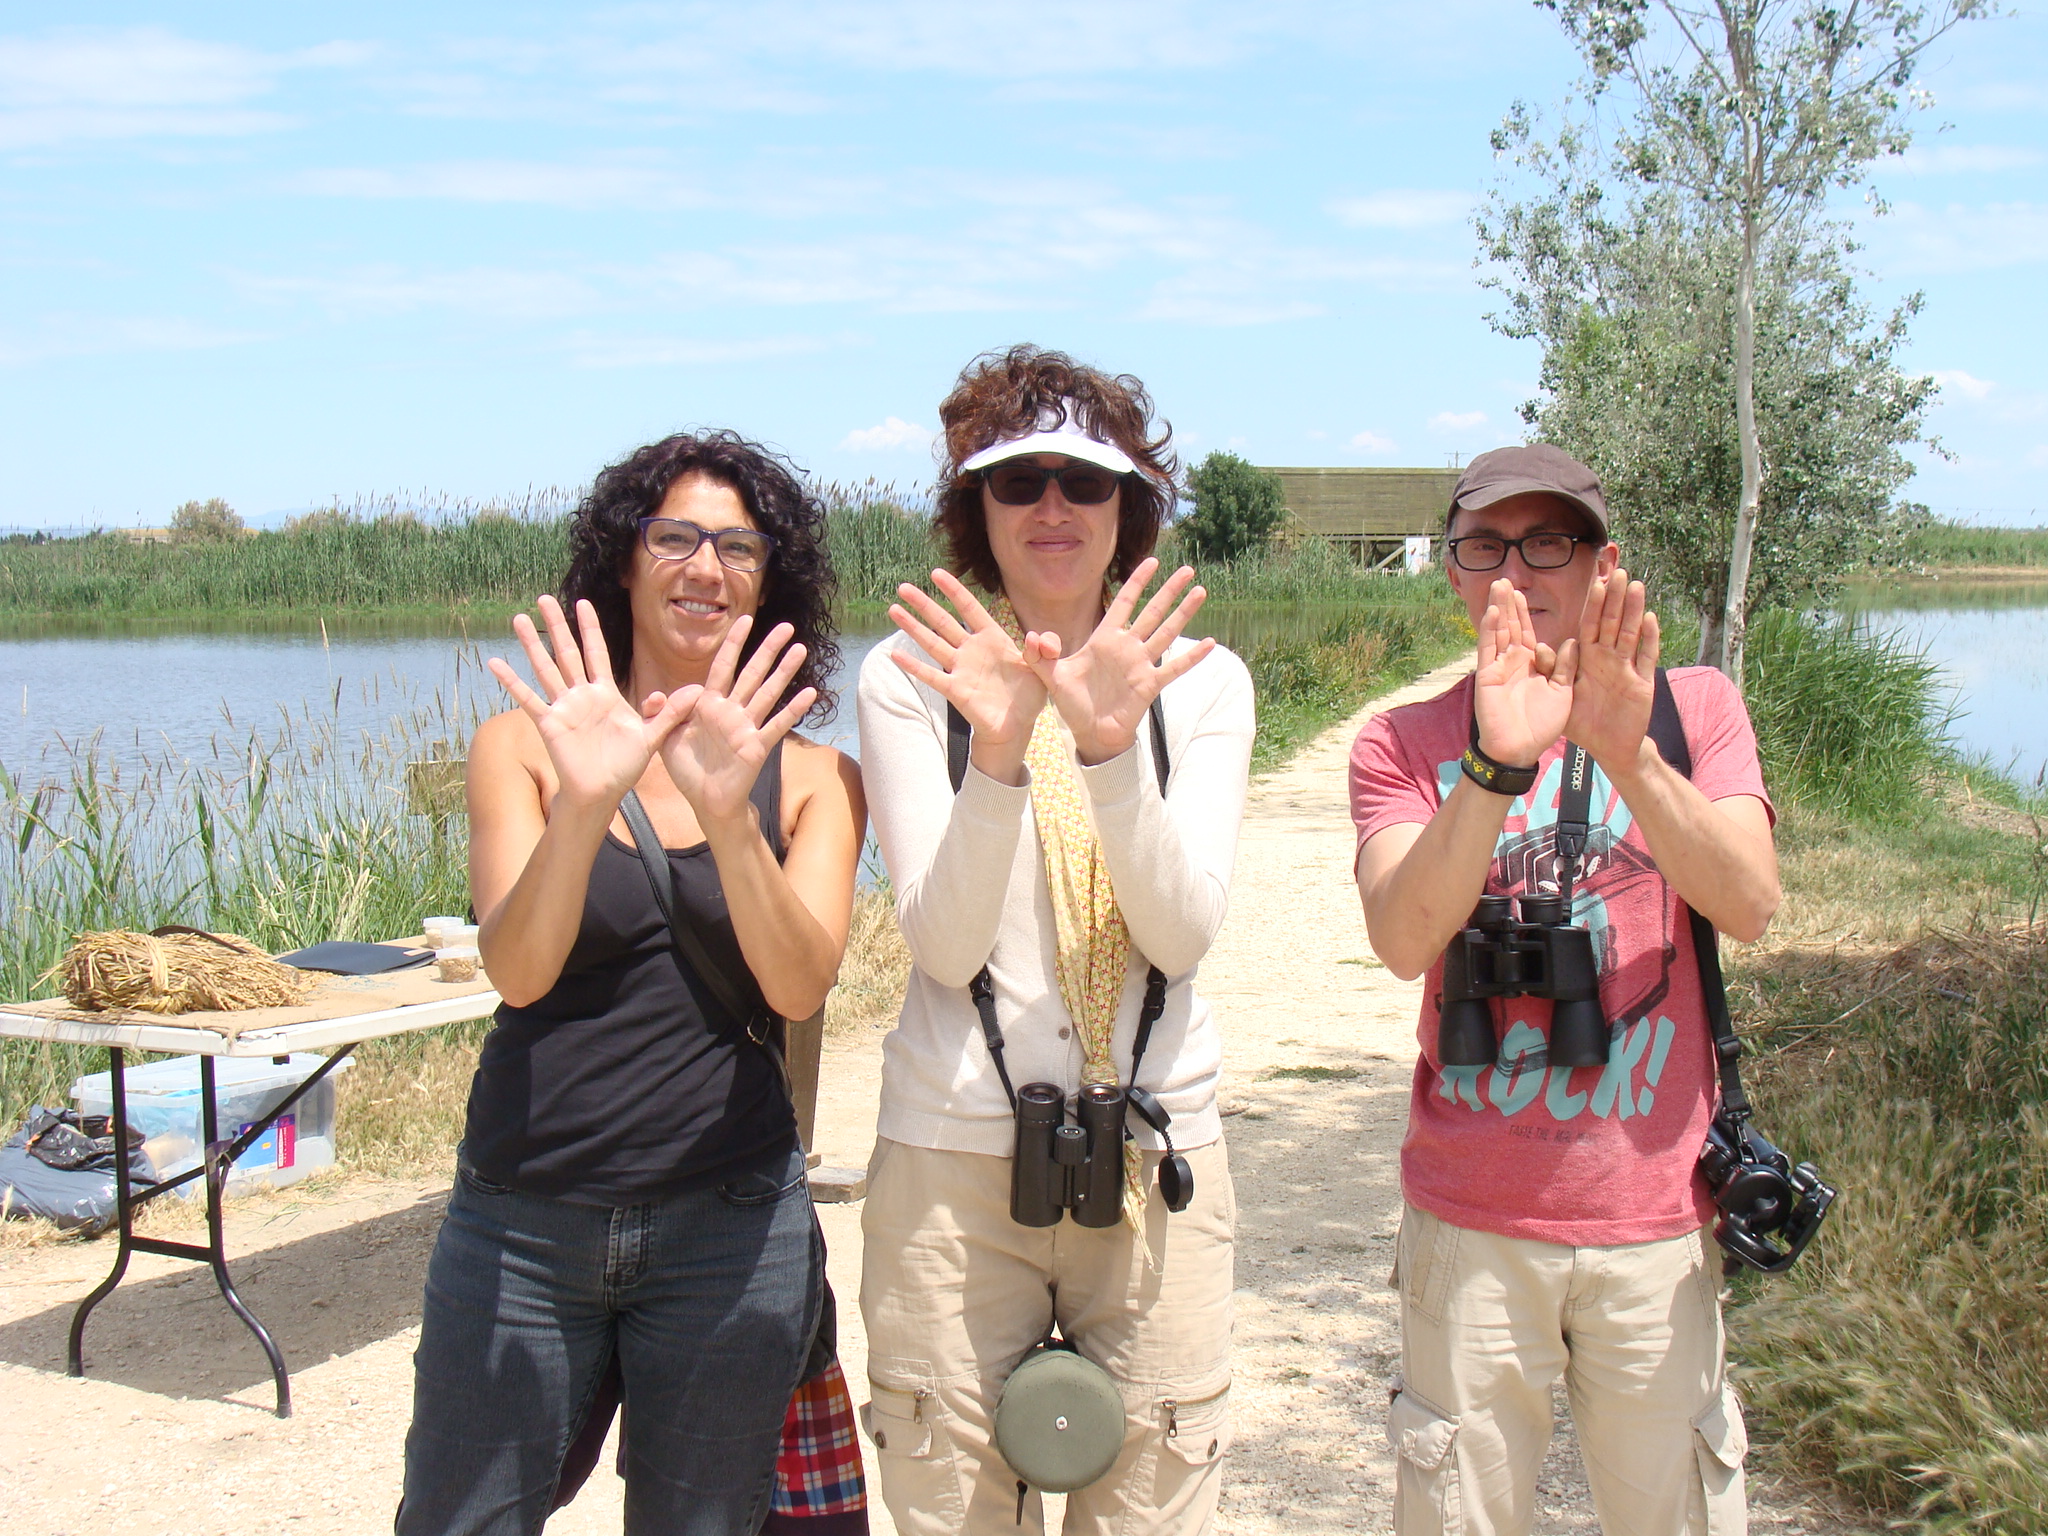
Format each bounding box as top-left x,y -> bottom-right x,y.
461,745 -> 797,1203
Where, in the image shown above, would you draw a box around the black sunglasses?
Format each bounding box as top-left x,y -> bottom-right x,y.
1445,532 -> 1590,572
637,517 -> 777,573
981,461 -> 1124,507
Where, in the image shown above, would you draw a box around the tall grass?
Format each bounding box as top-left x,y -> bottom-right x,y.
1741,608 -> 1953,819
0,496 -> 570,620
1896,521 -> 2048,570
819,482 -> 941,607
0,682 -> 481,1148
1726,924 -> 2048,1531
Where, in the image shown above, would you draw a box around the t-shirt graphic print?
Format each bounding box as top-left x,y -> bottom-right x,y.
1350,666 -> 1772,1246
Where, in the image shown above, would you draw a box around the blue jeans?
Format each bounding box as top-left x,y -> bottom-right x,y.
398,1143 -> 822,1536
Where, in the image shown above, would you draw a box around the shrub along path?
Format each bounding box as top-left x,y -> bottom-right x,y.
0,657 -> 1853,1535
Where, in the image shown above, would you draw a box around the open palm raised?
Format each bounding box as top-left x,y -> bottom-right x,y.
1023,559 -> 1215,766
487,595 -> 695,812
1472,579 -> 1577,769
887,569 -> 1047,747
656,615 -> 817,826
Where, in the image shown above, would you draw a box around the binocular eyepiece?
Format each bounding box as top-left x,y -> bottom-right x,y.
1438,893 -> 1611,1072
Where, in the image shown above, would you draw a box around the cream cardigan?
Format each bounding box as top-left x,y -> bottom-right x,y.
855,631 -> 1254,1155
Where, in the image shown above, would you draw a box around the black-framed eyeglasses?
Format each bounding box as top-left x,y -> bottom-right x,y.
981,461 -> 1124,507
637,517 -> 777,572
1445,532 -> 1590,572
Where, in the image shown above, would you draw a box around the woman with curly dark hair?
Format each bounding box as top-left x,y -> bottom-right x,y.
857,347 -> 1253,1534
398,431 -> 867,1536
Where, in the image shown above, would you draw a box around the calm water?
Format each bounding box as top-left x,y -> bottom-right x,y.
1840,580 -> 2048,782
11,590 -> 2045,788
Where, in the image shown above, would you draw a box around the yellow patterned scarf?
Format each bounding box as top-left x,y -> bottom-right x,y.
990,595 -> 1145,1230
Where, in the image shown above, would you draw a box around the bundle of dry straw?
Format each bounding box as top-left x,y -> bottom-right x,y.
53,928 -> 315,1015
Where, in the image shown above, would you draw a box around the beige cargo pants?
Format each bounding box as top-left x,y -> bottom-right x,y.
1389,1204 -> 1748,1536
859,1138 -> 1236,1536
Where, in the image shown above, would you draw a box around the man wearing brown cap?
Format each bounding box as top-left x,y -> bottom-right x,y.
1348,444 -> 1781,1532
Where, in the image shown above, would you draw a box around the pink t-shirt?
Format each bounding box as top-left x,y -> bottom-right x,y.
1349,667 -> 1773,1246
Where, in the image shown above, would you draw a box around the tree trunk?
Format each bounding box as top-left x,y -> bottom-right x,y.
1715,207 -> 1764,685
1695,605 -> 1726,668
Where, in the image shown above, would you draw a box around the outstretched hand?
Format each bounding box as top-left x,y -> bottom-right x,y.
1023,559 -> 1215,766
887,570 -> 1047,746
1562,568 -> 1659,773
487,595 -> 694,812
657,615 -> 818,828
1472,579 -> 1576,769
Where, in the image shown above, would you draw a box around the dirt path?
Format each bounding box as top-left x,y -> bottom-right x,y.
0,660 -> 1851,1535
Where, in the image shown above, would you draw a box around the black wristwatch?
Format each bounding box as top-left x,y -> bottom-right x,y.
1461,721 -> 1539,797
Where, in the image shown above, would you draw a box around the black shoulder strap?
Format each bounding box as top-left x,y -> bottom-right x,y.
1644,669 -> 1750,1120
943,696 -> 1174,1104
617,789 -> 788,1090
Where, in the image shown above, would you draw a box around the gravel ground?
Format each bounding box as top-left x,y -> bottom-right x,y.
0,658 -> 1866,1534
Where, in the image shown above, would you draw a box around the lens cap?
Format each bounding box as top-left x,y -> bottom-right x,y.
1158,1153 -> 1194,1213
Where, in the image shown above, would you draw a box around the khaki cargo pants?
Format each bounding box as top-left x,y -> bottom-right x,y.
859,1138 -> 1236,1536
1390,1204 -> 1748,1536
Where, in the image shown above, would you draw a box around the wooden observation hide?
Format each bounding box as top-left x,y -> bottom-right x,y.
1262,466 -> 1460,566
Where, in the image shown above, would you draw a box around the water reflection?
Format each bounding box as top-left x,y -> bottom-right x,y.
1842,581 -> 2048,782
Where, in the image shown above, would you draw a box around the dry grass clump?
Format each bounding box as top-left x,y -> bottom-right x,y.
827,890 -> 911,1036
1726,923 -> 2048,1532
52,929 -> 313,1015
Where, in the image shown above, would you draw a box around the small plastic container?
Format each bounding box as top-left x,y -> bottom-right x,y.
434,945 -> 481,983
422,915 -> 466,948
71,1053 -> 349,1199
439,923 -> 479,947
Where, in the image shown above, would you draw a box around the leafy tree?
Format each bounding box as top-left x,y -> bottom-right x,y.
1180,452 -> 1287,564
169,498 -> 243,544
1480,111 -> 1938,646
1531,0 -> 1991,676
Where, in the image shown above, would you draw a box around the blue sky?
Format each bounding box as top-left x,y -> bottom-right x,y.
2,2 -> 2045,529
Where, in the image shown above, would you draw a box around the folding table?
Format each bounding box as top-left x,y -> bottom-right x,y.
0,961 -> 500,1418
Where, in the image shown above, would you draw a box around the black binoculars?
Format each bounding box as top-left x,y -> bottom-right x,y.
1438,893 -> 1610,1071
1011,1081 -> 1194,1227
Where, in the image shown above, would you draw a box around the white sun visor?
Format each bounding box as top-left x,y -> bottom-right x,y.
960,413 -> 1137,476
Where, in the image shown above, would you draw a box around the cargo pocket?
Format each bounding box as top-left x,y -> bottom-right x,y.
1690,1384 -> 1748,1535
1158,1379 -> 1232,1467
1387,1383 -> 1464,1536
862,1372 -> 962,1529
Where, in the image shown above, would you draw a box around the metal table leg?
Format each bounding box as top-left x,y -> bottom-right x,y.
64,1045 -> 356,1419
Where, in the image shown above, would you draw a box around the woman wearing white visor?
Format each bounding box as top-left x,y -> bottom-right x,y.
856,344 -> 1253,1534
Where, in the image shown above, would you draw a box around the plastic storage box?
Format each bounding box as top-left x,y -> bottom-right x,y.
71,1052 -> 349,1198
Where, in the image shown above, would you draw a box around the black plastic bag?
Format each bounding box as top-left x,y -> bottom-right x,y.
0,1107 -> 157,1235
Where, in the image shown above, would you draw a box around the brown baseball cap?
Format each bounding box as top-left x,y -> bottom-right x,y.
1447,444 -> 1608,541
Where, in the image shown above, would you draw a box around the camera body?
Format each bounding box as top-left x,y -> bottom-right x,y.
1699,1111 -> 1837,1273
1438,893 -> 1610,1071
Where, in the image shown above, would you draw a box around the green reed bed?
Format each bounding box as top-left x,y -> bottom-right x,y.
1896,520 -> 2048,571
0,687 -> 482,1170
0,500 -> 570,620
1713,613 -> 2048,1532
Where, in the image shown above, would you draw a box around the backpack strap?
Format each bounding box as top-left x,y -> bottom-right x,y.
944,698 -> 1173,1104
1645,669 -> 1751,1121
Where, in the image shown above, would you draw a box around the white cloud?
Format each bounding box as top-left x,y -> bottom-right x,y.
1931,369 -> 1997,401
1348,429 -> 1396,452
1890,144 -> 2045,176
569,334 -> 826,369
0,26 -> 362,148
236,265 -> 600,322
1327,189 -> 1471,230
0,313 -> 257,366
839,416 -> 934,452
1875,201 -> 2048,273
1429,410 -> 1488,433
294,160 -> 713,211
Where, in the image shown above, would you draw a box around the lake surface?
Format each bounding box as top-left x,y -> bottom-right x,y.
8,588 -> 2048,789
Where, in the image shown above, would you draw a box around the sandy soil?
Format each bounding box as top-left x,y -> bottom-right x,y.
0,660 -> 1858,1535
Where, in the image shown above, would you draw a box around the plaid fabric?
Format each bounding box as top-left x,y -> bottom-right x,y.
768,1358 -> 868,1522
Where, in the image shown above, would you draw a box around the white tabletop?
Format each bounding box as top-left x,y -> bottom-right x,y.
0,991 -> 501,1057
